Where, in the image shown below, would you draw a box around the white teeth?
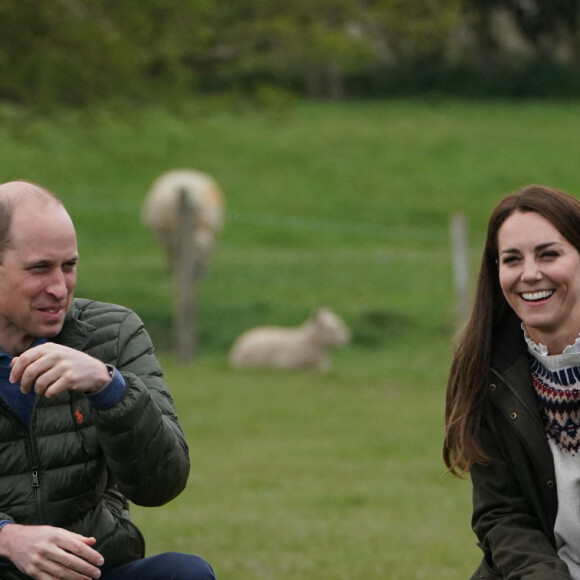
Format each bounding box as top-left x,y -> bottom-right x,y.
522,290 -> 554,301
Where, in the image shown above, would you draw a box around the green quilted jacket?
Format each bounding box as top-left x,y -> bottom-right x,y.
470,310 -> 570,579
0,298 -> 190,578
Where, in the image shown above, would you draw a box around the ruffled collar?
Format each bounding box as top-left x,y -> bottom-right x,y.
523,323 -> 580,356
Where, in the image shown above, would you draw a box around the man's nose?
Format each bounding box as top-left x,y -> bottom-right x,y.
45,270 -> 68,299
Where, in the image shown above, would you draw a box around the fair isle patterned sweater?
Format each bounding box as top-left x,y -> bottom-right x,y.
527,328 -> 580,578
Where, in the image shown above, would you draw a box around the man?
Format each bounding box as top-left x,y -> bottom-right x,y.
0,181 -> 215,580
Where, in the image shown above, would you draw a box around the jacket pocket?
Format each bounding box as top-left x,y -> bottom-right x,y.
98,509 -> 145,569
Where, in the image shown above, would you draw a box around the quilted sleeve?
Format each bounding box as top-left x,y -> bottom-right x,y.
88,306 -> 190,507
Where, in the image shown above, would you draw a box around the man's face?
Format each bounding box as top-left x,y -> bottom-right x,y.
0,201 -> 78,355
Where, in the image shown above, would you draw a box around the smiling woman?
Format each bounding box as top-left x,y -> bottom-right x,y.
444,185 -> 580,579
497,211 -> 580,355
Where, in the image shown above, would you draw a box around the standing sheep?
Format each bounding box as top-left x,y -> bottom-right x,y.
229,308 -> 351,371
142,169 -> 225,278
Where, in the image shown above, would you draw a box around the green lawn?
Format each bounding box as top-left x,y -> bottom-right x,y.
1,98 -> 577,578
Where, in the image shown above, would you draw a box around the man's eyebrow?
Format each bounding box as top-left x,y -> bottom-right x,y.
24,254 -> 79,265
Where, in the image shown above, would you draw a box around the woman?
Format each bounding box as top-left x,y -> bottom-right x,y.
444,184 -> 580,579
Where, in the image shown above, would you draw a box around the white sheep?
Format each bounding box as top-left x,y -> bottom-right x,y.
228,308 -> 351,371
142,169 -> 225,278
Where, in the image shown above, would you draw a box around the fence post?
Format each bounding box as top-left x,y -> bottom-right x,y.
449,212 -> 470,327
174,189 -> 196,362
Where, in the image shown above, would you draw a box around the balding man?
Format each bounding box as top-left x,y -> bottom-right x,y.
0,182 -> 215,580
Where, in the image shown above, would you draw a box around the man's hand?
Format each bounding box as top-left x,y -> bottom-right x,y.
9,343 -> 112,398
0,524 -> 104,579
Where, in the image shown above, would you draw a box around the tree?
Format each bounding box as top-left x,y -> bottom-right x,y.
465,0 -> 580,67
0,0 -> 208,108
0,0 -> 466,107
181,0 -> 464,99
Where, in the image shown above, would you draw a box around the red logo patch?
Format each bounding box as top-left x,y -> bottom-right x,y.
74,409 -> 84,424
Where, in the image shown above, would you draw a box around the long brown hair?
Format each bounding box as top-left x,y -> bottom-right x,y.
444,185 -> 580,475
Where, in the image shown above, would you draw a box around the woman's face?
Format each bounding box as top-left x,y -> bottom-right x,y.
497,210 -> 580,354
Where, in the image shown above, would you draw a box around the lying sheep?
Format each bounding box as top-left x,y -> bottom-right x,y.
229,308 -> 351,371
142,169 -> 225,278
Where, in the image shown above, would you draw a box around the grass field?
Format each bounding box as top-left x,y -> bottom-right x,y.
1,98 -> 579,578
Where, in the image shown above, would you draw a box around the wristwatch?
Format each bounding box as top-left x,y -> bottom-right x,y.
105,364 -> 115,382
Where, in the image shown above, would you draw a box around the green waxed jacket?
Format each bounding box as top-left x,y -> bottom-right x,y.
0,298 -> 190,578
470,310 -> 571,579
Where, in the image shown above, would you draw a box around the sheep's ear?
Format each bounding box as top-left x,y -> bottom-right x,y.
314,307 -> 332,321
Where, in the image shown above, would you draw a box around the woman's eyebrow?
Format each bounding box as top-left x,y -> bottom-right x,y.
500,241 -> 560,255
534,241 -> 560,251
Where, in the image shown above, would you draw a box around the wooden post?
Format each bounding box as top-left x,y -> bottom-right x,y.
449,212 -> 470,327
174,189 -> 196,362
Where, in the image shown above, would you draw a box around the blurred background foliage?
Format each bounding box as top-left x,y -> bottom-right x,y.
2,0 -> 580,113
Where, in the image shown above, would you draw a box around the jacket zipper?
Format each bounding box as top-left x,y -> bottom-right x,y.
0,397 -> 46,523
28,398 -> 46,524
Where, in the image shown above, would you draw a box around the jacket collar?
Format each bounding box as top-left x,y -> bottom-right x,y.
489,308 -> 556,491
490,307 -> 544,420
491,308 -> 527,374
50,300 -> 96,351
